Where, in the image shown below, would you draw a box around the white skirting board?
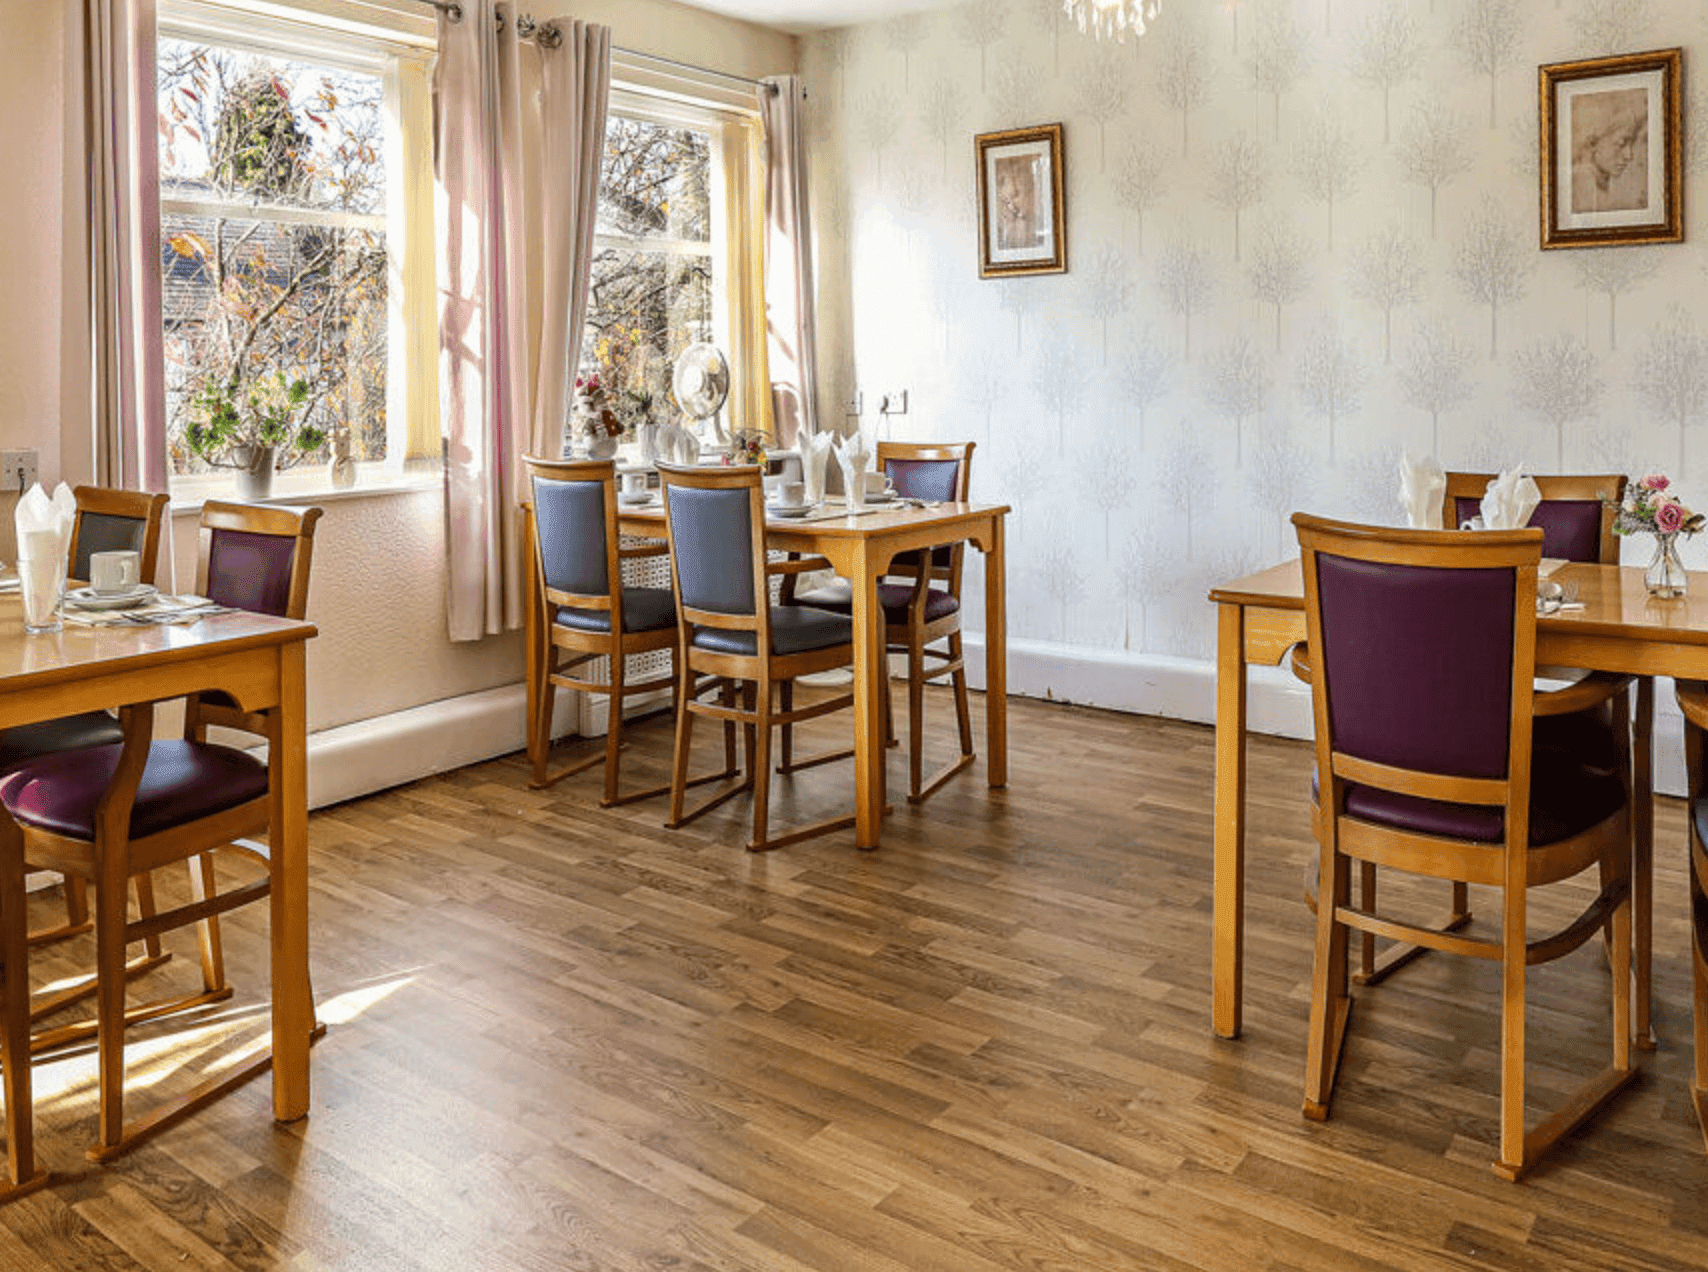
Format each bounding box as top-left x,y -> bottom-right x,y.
957,634 -> 1692,800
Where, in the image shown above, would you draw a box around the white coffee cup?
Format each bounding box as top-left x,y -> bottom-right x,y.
89,549 -> 141,595
621,470 -> 648,498
862,471 -> 895,499
778,480 -> 806,507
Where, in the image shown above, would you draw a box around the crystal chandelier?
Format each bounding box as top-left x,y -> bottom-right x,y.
1062,0 -> 1160,43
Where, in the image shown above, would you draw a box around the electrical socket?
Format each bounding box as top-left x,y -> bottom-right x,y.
845,389 -> 864,416
879,389 -> 909,415
0,449 -> 37,494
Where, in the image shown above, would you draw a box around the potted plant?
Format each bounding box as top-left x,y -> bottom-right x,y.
185,371 -> 325,500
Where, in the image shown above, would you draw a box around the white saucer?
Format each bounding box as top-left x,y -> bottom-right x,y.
67,584 -> 158,611
768,503 -> 814,518
619,492 -> 655,506
862,492 -> 897,505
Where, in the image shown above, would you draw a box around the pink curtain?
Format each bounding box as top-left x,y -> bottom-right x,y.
82,0 -> 168,492
759,75 -> 819,449
434,2 -> 610,640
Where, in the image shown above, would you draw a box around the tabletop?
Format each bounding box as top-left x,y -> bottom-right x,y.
616,497 -> 1010,538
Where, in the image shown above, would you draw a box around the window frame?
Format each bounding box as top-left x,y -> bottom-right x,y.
155,0 -> 440,500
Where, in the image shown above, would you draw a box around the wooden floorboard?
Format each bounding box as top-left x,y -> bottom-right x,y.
5,690 -> 1708,1269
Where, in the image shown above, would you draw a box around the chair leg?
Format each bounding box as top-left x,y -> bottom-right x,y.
1495,877 -> 1528,1178
749,678 -> 774,851
908,635 -> 926,802
669,664 -> 697,829
722,680 -> 739,777
0,818 -> 46,1198
94,857 -> 131,1155
66,875 -> 89,930
189,853 -> 227,996
1357,862 -> 1377,981
741,681 -> 757,782
601,654 -> 626,808
131,871 -> 163,961
779,680 -> 794,771
1303,843 -> 1352,1120
529,664 -> 556,788
948,631 -> 975,760
1694,862 -> 1708,1151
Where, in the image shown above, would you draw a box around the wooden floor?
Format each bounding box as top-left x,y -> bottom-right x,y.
4,689 -> 1708,1270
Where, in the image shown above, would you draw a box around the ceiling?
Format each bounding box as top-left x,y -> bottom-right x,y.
678,0 -> 950,35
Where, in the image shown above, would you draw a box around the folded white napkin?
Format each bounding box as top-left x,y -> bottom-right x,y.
1397,450 -> 1445,529
14,482 -> 74,625
1480,467 -> 1541,531
801,432 -> 834,505
834,431 -> 873,510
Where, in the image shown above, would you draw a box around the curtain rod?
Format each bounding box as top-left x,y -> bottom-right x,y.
415,0 -> 780,91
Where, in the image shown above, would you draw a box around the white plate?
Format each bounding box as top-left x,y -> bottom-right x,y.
66,584 -> 158,611
862,492 -> 897,504
768,503 -> 814,518
619,492 -> 656,506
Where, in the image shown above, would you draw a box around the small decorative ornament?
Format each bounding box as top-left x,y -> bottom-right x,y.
721,429 -> 768,468
328,427 -> 356,490
1612,473 -> 1703,598
573,373 -> 623,459
1061,0 -> 1159,44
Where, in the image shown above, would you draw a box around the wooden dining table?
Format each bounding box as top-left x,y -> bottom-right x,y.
0,593 -> 316,1198
617,498 -> 1010,849
1205,558 -> 1708,1053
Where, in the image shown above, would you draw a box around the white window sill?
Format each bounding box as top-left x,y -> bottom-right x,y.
167,463 -> 442,516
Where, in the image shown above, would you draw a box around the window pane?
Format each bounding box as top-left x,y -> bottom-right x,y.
597,116 -> 711,244
580,245 -> 712,437
158,36 -> 385,215
161,213 -> 388,473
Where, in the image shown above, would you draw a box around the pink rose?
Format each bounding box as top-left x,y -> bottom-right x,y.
1656,499 -> 1686,534
1642,474 -> 1671,491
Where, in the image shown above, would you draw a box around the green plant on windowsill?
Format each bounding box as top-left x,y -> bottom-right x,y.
184,372 -> 326,498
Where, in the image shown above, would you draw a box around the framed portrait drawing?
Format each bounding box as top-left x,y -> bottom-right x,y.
1539,48 -> 1683,249
975,123 -> 1067,278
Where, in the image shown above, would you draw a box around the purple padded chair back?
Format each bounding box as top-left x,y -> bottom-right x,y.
666,483 -> 757,616
1451,496 -> 1604,563
532,473 -> 609,598
206,528 -> 296,616
885,456 -> 962,570
1315,553 -> 1516,779
72,513 -> 148,581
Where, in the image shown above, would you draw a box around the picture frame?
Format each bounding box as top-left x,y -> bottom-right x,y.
975,123 -> 1067,278
1538,47 -> 1683,249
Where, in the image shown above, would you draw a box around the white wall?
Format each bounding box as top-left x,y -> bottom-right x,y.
801,0 -> 1708,786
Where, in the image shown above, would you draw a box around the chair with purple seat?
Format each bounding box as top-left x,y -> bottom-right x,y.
0,500 -> 323,1161
788,441 -> 976,804
659,462 -> 856,851
1295,512 -> 1634,1180
2,485 -> 170,950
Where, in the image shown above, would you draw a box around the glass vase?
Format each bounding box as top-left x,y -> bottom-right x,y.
1645,531 -> 1688,599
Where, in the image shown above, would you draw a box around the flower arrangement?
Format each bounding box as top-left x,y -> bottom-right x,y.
573,373 -> 623,443
721,429 -> 768,468
1612,474 -> 1706,540
184,371 -> 324,468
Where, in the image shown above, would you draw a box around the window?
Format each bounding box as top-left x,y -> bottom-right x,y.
156,2 -> 437,496
582,86 -> 765,446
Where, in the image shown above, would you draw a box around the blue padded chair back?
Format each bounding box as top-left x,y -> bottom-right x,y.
666,484 -> 757,615
72,513 -> 148,581
1314,552 -> 1517,779
532,473 -> 610,598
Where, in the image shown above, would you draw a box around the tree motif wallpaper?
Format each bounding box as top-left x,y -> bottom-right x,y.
802,0 -> 1708,679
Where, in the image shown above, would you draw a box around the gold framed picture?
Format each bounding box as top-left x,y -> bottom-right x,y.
975,123 -> 1067,278
1539,47 -> 1683,249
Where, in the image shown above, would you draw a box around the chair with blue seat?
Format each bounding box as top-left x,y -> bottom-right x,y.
0,499 -> 324,1162
1295,513 -> 1635,1180
524,457 -> 702,806
659,462 -> 856,851
788,441 -> 976,804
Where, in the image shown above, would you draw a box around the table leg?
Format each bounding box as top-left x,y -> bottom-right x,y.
983,514 -> 1007,790
1634,676 -> 1655,1050
1214,602 -> 1249,1040
270,641 -> 313,1121
850,540 -> 886,849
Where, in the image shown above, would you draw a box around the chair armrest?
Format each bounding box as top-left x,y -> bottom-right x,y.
767,556 -> 833,576
618,542 -> 668,559
1532,670 -> 1634,717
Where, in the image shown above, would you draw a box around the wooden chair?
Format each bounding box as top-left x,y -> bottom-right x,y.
658,463 -> 857,851
789,441 -> 976,803
523,458 -> 691,806
1670,679 -> 1708,1152
2,485 -> 171,951
0,500 -> 324,1162
1295,513 -> 1635,1181
1440,471 -> 1625,561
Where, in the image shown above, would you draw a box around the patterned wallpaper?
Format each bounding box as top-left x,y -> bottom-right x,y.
801,0 -> 1708,664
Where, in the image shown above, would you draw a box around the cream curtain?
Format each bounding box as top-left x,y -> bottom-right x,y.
434,2 -> 610,640
80,0 -> 168,492
758,75 -> 819,449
